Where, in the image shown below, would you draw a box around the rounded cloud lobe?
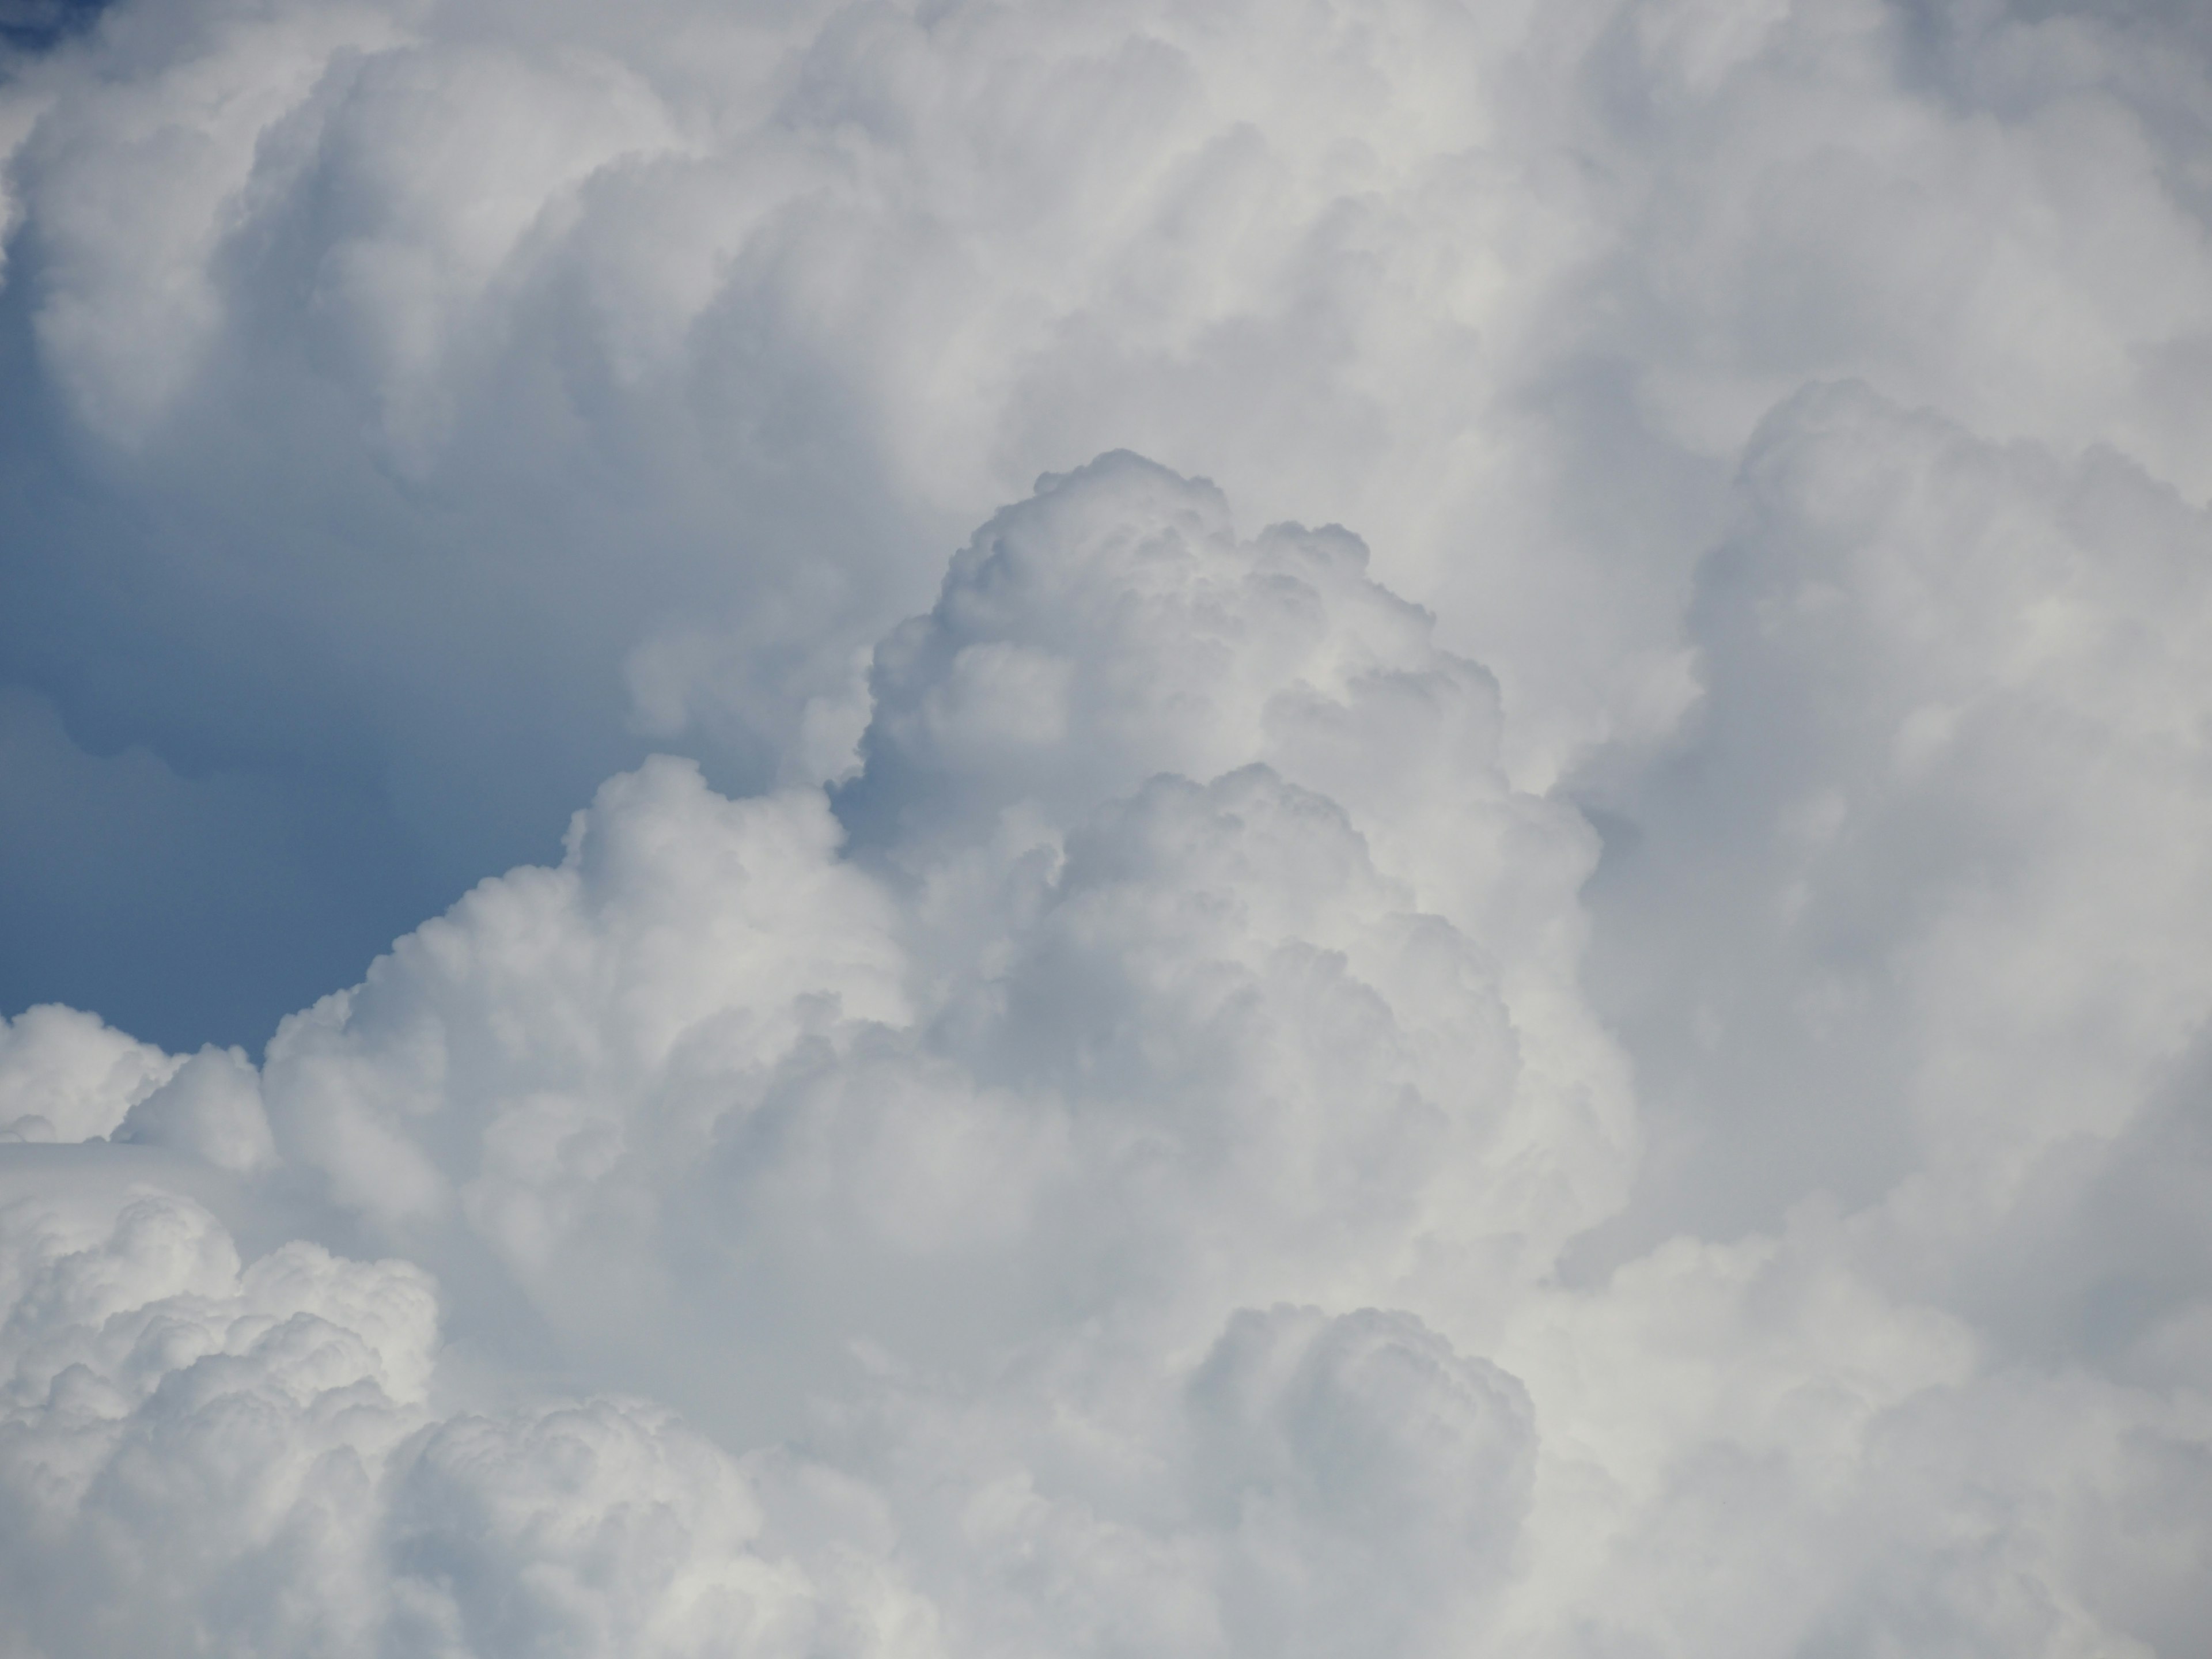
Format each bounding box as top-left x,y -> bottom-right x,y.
3,0 -> 2212,1654
0,1004 -> 180,1143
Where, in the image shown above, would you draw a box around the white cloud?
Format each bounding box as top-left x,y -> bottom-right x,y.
0,1182 -> 938,1659
0,1187 -> 431,1658
119,1043 -> 275,1173
0,1002 -> 179,1142
203,461 -> 1630,1459
11,433 -> 2211,1652
1578,382 -> 2212,1254
10,0 -> 2205,964
5,0 -> 2212,1653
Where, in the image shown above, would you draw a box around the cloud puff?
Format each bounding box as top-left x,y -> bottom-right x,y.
0,991 -> 278,1172
805,1301 -> 1536,1659
1580,381 -> 2212,1264
385,1397 -> 887,1659
0,1002 -> 179,1143
0,1187 -> 433,1657
0,1181 -> 941,1659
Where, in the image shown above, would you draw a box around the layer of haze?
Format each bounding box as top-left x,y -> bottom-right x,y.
3,1 -> 2211,1655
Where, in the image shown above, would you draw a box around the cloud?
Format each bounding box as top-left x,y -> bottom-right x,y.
10,0 -> 2212,1041
0,1181 -> 932,1659
1531,380 -> 2212,1650
0,1002 -> 179,1143
1577,382 -> 2212,1262
214,459 -> 1628,1455
9,435 -> 2212,1652
0,1183 -> 1538,1659
3,0 -> 2212,1653
0,1187 -> 432,1658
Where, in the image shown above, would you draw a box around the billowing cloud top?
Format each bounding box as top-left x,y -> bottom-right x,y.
5,0 -> 2212,1654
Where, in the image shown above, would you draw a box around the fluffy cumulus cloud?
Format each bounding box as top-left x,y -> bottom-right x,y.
0,1003 -> 180,1143
10,0 -> 2212,1044
5,0 -> 2212,1653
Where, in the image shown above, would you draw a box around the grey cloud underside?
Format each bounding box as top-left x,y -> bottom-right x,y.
4,0 -> 2212,1654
